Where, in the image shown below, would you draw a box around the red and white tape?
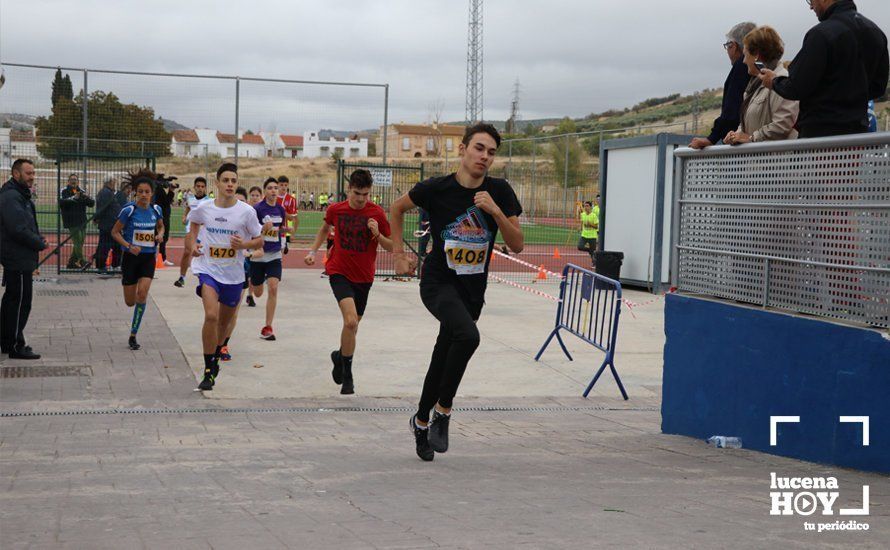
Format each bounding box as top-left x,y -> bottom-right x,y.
488,273 -> 560,301
492,250 -> 564,280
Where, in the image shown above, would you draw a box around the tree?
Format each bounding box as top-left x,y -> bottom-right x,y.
550,118 -> 584,186
36,89 -> 171,158
50,69 -> 73,107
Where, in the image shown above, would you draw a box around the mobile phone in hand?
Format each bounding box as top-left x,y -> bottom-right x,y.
754,61 -> 766,72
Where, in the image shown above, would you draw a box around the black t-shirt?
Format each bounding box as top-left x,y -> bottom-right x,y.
409,174 -> 522,302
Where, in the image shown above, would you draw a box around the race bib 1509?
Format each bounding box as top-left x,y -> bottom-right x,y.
444,239 -> 489,275
133,230 -> 155,247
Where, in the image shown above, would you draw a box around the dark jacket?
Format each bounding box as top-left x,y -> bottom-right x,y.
707,58 -> 751,145
95,185 -> 123,232
0,178 -> 47,271
58,185 -> 95,229
153,186 -> 174,219
773,0 -> 889,138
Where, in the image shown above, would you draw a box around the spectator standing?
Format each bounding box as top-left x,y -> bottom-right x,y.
153,178 -> 176,266
759,0 -> 888,138
58,173 -> 95,269
0,159 -> 48,359
95,177 -> 124,272
724,26 -> 800,145
689,22 -> 756,149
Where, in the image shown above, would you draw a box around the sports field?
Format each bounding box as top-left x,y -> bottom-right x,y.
34,206 -> 583,247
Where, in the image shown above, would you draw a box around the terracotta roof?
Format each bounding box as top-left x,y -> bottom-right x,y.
216,132 -> 236,143
240,134 -> 264,145
280,134 -> 304,148
10,130 -> 36,142
391,124 -> 465,137
172,129 -> 199,143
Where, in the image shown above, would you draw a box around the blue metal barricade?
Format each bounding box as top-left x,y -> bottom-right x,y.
535,263 -> 628,399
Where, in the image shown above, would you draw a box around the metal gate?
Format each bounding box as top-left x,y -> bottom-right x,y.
337,161 -> 425,277
43,153 -> 155,274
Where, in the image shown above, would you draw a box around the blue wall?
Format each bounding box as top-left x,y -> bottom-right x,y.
662,294 -> 890,473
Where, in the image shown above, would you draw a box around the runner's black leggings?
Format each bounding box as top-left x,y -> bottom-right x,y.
417,283 -> 483,423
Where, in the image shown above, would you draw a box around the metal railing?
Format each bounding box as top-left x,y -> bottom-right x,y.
671,132 -> 890,328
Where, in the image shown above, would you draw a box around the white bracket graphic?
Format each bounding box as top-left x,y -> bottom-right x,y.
839,416 -> 870,446
770,416 -> 800,446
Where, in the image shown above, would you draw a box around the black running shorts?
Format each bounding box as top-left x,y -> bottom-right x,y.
121,252 -> 156,286
328,274 -> 372,316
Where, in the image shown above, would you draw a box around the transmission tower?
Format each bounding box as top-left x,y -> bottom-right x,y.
506,78 -> 521,134
465,0 -> 484,123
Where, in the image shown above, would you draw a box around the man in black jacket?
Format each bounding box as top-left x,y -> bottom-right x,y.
760,0 -> 889,138
58,173 -> 95,269
0,159 -> 48,359
690,21 -> 756,149
153,178 -> 176,265
94,176 -> 123,272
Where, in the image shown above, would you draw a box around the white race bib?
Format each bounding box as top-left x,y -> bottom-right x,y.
133,230 -> 155,248
444,239 -> 489,275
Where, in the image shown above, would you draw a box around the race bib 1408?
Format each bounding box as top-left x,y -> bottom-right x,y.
444,239 -> 489,275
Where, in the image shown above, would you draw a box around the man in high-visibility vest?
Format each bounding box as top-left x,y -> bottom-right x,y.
577,196 -> 599,264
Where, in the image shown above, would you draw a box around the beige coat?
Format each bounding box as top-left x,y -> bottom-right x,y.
738,66 -> 799,142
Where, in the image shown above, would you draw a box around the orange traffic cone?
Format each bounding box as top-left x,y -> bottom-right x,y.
105,250 -> 113,268
536,265 -> 547,280
553,248 -> 561,260
155,253 -> 166,269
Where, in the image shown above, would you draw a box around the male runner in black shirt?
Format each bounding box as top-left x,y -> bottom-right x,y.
390,123 -> 524,461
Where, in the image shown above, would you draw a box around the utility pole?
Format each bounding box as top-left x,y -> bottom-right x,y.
465,0 -> 484,123
506,78 -> 521,134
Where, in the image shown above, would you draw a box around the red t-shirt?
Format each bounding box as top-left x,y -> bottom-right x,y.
276,193 -> 298,215
324,201 -> 391,283
276,193 -> 298,236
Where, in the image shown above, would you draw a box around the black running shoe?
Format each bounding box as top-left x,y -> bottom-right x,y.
246,295 -> 256,307
330,350 -> 343,385
428,410 -> 450,453
174,277 -> 185,288
198,373 -> 214,391
411,415 -> 434,461
340,363 -> 354,395
128,335 -> 141,350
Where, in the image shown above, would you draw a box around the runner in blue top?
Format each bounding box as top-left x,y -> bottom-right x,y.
111,169 -> 165,351
250,178 -> 290,341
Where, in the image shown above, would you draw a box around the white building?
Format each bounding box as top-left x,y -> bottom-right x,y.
302,131 -> 367,159
0,128 -> 42,164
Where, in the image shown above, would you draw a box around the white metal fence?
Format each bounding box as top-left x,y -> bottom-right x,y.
672,133 -> 890,329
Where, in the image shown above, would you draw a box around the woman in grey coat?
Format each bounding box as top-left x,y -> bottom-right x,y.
725,26 -> 799,145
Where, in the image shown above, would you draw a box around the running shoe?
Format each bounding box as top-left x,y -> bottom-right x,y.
198,373 -> 214,391
246,295 -> 256,307
128,335 -> 141,351
164,260 -> 175,267
220,346 -> 232,361
173,276 -> 185,288
260,326 -> 276,341
340,362 -> 354,395
330,350 -> 343,385
411,415 -> 434,461
427,410 -> 450,453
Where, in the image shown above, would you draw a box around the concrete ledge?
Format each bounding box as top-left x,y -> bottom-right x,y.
662,294 -> 890,473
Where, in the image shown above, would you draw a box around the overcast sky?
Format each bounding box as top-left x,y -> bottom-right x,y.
2,0 -> 889,133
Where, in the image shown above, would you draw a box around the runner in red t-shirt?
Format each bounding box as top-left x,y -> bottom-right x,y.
275,176 -> 299,252
304,169 -> 392,395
